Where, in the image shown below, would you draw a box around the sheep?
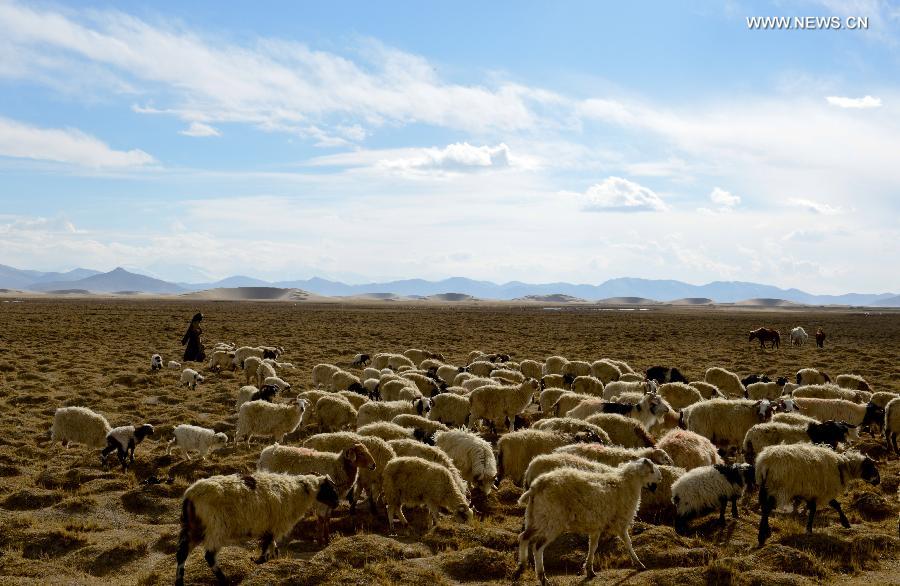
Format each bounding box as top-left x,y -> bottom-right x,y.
680,398 -> 774,450
362,367 -> 382,380
387,439 -> 467,495
790,326 -> 809,346
403,348 -> 443,365
704,367 -> 745,398
542,355 -> 569,376
658,382 -> 704,410
742,420 -> 856,463
590,359 -> 622,383
296,390 -> 329,427
637,465 -> 685,522
567,394 -> 670,430
531,417 -> 611,443
466,360 -> 497,377
167,360 -> 182,370
379,378 -> 423,402
402,372 -> 444,397
234,397 -> 308,445
520,359 -> 544,381
180,368 -> 205,390
884,397 -> 900,453
746,380 -> 788,401
167,424 -> 228,460
314,395 -> 358,433
562,360 -> 592,378
302,432 -> 395,513
101,424 -> 154,471
469,378 -> 540,432
392,413 -> 448,436
386,353 -> 415,370
356,398 -> 431,427
601,379 -> 656,400
150,353 -> 163,371
497,429 -> 604,486
793,383 -> 871,404
257,442 -> 375,542
233,346 -> 265,369
555,443 -> 674,467
835,373 -> 872,392
433,428 -> 498,495
796,367 -> 830,385
570,375 -> 604,396
312,363 -> 341,388
688,381 -> 724,399
539,388 -> 574,414
492,368 -> 526,384
757,444 -> 880,545
523,452 -> 616,489
255,360 -> 277,388
50,406 -> 112,449
656,429 -> 722,471
453,371 -> 476,386
329,370 -> 364,395
381,456 -> 473,532
206,350 -> 233,372
871,391 -> 899,409
541,373 -> 574,390
646,366 -> 688,384
436,364 -> 464,385
175,472 -> 339,585
792,398 -> 884,435
671,463 -> 755,533
428,393 -> 470,428
583,413 -> 657,449
515,459 -> 661,582
262,376 -> 291,392
336,390 -> 369,410
351,353 -> 371,368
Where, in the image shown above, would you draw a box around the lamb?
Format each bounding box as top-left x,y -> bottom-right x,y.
150,353 -> 163,371
796,367 -> 830,385
381,456 -> 474,532
583,413 -> 657,449
555,443 -> 674,467
562,360 -> 592,378
180,368 -> 205,390
601,379 -> 656,400
679,398 -> 774,450
314,395 -> 358,433
688,381 -> 724,400
884,397 -> 900,453
50,406 -> 112,449
433,428 -> 498,495
590,359 -> 622,383
387,439 -> 467,495
531,417 -> 611,443
542,355 -> 569,376
742,420 -> 856,464
519,359 -> 544,381
515,459 -> 661,582
746,380 -> 788,401
671,463 -> 755,533
835,373 -> 872,392
468,378 -> 540,432
312,363 -> 342,388
704,367 -> 745,398
101,424 -> 154,471
523,452 -> 616,489
175,472 -> 339,585
392,413 -> 448,436
757,444 -> 880,545
792,398 -> 884,434
234,397 -> 308,445
207,350 -> 233,372
167,360 -> 182,370
656,429 -> 722,471
570,375 -> 604,396
167,424 -> 228,460
790,326 -> 809,346
257,442 -> 375,542
792,383 -> 871,404
428,393 -> 470,427
351,353 -> 371,367
356,398 -> 431,427
331,370 -> 365,394
497,429 -> 604,486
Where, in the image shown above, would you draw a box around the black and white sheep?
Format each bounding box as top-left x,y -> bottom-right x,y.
101,424 -> 154,471
671,463 -> 755,533
150,353 -> 163,371
180,368 -> 205,390
646,365 -> 688,384
742,420 -> 856,464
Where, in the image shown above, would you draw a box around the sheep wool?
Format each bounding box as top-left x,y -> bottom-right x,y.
314,395 -> 358,433
381,456 -> 473,531
234,397 -> 308,445
312,363 -> 341,388
469,378 -> 540,432
590,359 -> 622,383
792,397 -> 883,431
658,382 -> 703,410
704,367 -> 745,398
523,452 -> 616,490
583,413 -> 656,449
167,424 -> 228,460
680,398 -> 773,449
428,393 -> 470,428
571,375 -> 605,397
51,406 -> 112,449
433,428 -> 498,495
519,359 -> 544,381
555,443 -> 674,467
542,355 -> 569,376
357,421 -> 417,442
656,429 -> 722,471
671,463 -> 755,533
688,381 -> 723,400
835,374 -> 872,392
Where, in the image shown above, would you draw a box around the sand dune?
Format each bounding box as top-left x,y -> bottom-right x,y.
181,287 -> 320,301
427,292 -> 478,302
670,297 -> 715,306
597,296 -> 660,305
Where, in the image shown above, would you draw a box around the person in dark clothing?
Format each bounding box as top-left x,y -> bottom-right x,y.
181,312 -> 205,362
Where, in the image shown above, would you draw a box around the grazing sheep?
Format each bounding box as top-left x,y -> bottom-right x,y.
314,395 -> 358,433
402,372 -> 444,397
254,360 -> 277,388
658,382 -> 704,410
101,424 -> 154,471
671,463 -> 755,533
240,355 -> 265,383
555,443 -> 674,467
167,360 -> 182,370
357,422 -> 421,442
870,392 -> 899,410
523,452 -> 616,489
351,353 -> 371,367
498,429 -> 604,486
379,353 -> 415,370
428,393 -> 470,427
884,397 -> 900,453
387,439 -> 467,495
362,367 -> 382,380
50,406 -> 112,449
704,367 -> 745,398
742,420 -> 856,464
562,360 -> 592,378
312,363 -> 342,388
433,428 -> 498,495
356,398 -> 431,427
180,368 -> 205,390
262,376 -> 291,392
150,354 -> 163,371
656,429 -> 722,471
570,375 -> 605,396
646,366 -> 688,384
590,359 -> 622,383
175,472 -> 339,585
531,418 -> 611,443
796,367 -> 830,385
492,368 -> 526,384
583,413 -> 657,449
542,355 -> 569,376
601,379 -> 657,400
381,456 -> 473,532
792,398 -> 884,435
469,378 -> 540,432
257,442 -> 375,542
746,380 -> 788,401
336,390 -> 369,410
392,413 -> 448,436
790,327 -> 809,346
403,348 -> 443,365
207,350 -> 233,372
167,425 -> 228,460
520,359 -> 544,381
680,398 -> 774,450
688,381 -> 724,400
466,360 -> 497,378
567,394 -> 670,430
516,459 -> 661,582
538,388 -> 571,414
379,378 -> 423,402
793,383 -> 871,404
757,444 -> 879,545
235,398 -> 308,445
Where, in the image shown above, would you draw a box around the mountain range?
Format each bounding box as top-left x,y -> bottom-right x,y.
1,264 -> 898,306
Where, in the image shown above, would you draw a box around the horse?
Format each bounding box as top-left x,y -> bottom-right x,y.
749,327 -> 780,349
815,329 -> 826,348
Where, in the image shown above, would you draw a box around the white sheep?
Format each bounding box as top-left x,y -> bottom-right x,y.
756,444 -> 880,545
232,346 -> 265,370
746,381 -> 787,401
519,359 -> 544,381
570,375 -> 604,396
796,367 -> 830,385
562,360 -> 592,378
671,463 -> 755,533
590,359 -> 622,383
167,360 -> 182,370
884,397 -> 900,453
357,421 -> 419,442
523,452 -> 616,489
870,391 -> 898,409
207,350 -> 233,372
539,388 -> 573,414
688,381 -> 724,400
680,398 -> 774,450
704,367 -> 745,398
619,372 -> 645,383
167,424 -> 228,460
656,429 -> 722,471
175,472 -> 339,585
403,348 -> 443,365
792,383 -> 871,403
437,364 -> 464,385
428,393 -> 470,428
516,459 -> 661,581
312,363 -> 342,388
381,456 -> 473,532
583,413 -> 657,449
657,382 -> 703,410
542,355 -> 569,376
835,373 -> 872,392
150,353 -> 163,371
262,375 -> 291,392
256,360 -> 277,388
401,372 -> 443,396
469,378 -> 540,432
792,397 -> 884,432
234,397 -> 308,445
497,429 -> 603,487
789,326 -> 809,346
235,385 -> 278,410
331,370 -> 365,394
466,360 -> 497,377
554,443 -> 674,467
180,368 -> 205,390
433,428 -> 498,495
492,368 -> 525,384
379,378 -> 424,402
356,398 -> 431,427
387,439 -> 467,495
531,417 -> 611,443
336,390 -> 369,410
391,413 -> 449,436
460,376 -> 501,392
742,420 -> 856,464
314,395 -> 358,433
50,406 -> 111,449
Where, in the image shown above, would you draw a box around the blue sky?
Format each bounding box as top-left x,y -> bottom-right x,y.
0,0 -> 898,292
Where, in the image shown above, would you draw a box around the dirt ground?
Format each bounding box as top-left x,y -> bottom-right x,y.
0,299 -> 898,585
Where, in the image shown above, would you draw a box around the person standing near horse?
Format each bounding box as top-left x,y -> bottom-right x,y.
181,312 -> 206,362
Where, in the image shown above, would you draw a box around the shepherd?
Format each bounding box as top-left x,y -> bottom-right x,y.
181,312 -> 206,362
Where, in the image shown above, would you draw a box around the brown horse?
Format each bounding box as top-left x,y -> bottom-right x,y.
815,329 -> 826,348
749,327 -> 780,349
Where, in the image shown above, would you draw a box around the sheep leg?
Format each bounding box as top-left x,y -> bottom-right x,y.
758,484 -> 774,546
174,526 -> 193,586
515,533 -> 530,576
534,539 -> 549,586
166,438 -> 175,455
205,548 -> 227,585
829,499 -> 851,529
731,496 -> 739,519
620,529 -> 645,570
805,499 -> 817,533
584,532 -> 600,578
718,496 -> 728,524
255,532 -> 274,564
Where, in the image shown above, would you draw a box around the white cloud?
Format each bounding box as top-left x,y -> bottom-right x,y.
825,95 -> 882,109
179,122 -> 221,137
709,187 -> 740,207
787,198 -> 843,215
0,116 -> 154,168
378,143 -> 512,173
567,177 -> 668,212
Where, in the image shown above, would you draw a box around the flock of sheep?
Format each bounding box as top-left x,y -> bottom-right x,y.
47,339 -> 900,586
